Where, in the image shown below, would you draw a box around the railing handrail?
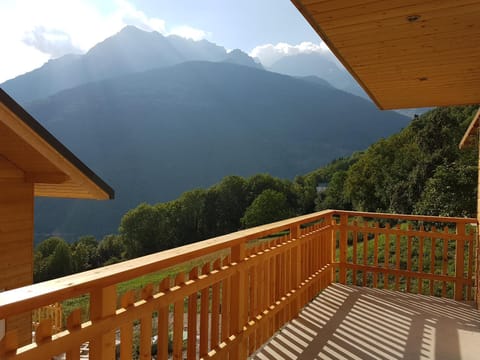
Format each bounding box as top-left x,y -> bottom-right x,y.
0,210 -> 333,318
332,210 -> 477,224
0,209 -> 475,319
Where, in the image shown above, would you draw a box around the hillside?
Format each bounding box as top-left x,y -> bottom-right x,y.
308,106 -> 478,217
25,61 -> 408,240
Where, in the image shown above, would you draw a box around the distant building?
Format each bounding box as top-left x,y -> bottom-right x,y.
316,183 -> 328,193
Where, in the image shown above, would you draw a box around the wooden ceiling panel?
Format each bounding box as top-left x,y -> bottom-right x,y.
292,0 -> 480,108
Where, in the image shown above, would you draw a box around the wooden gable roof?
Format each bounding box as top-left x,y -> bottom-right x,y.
292,0 -> 480,109
0,89 -> 114,200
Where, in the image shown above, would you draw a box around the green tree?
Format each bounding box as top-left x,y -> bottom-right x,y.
204,176 -> 248,235
316,171 -> 351,210
34,237 -> 73,282
241,189 -> 295,228
414,161 -> 476,217
167,189 -> 207,245
71,235 -> 100,272
98,234 -> 125,265
120,203 -> 172,258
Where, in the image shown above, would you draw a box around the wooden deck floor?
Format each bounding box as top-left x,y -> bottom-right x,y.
252,284 -> 480,360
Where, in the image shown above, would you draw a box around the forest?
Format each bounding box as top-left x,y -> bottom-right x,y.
33,105 -> 478,282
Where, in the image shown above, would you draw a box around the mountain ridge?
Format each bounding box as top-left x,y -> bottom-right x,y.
1,26 -> 259,103
25,60 -> 409,240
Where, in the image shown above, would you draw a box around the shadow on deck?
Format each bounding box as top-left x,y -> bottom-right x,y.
252,284 -> 480,360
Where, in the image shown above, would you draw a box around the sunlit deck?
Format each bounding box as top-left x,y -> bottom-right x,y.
253,284 -> 480,360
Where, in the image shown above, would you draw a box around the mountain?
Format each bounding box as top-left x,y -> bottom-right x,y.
22,61 -> 409,241
223,49 -> 263,69
269,53 -> 367,99
268,52 -> 431,117
1,26 -> 258,103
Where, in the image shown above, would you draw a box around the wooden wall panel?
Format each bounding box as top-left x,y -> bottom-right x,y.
0,181 -> 34,346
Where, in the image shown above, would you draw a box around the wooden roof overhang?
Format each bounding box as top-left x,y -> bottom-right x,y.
291,0 -> 480,110
0,89 -> 114,200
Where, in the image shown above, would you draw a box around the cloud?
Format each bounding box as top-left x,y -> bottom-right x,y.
0,0 -> 208,83
250,41 -> 335,67
23,27 -> 82,58
169,25 -> 209,41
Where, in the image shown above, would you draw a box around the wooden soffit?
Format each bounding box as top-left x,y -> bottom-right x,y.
0,89 -> 114,200
292,0 -> 480,109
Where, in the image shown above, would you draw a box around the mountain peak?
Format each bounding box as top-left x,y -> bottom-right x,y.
223,49 -> 263,70
1,26 -> 229,103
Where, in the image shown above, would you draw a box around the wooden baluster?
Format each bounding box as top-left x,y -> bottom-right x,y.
430,228 -> 436,296
262,248 -> 271,345
140,284 -> 154,359
395,224 -> 401,291
273,247 -> 280,331
384,223 -> 390,289
157,278 -> 170,360
200,263 -> 210,357
329,215 -> 335,285
363,229 -> 368,287
352,221 -> 358,285
173,273 -> 185,360
248,258 -> 256,356
220,256 -> 231,346
230,242 -> 247,359
66,309 -> 82,360
455,223 -> 466,301
36,318 -> 53,344
119,291 -> 134,360
373,223 -> 379,288
442,230 -> 449,298
419,228 -> 424,294
467,236 -> 474,301
0,331 -> 18,358
339,214 -> 348,284
256,244 -> 265,348
268,248 -> 277,337
187,267 -> 198,360
89,285 -> 116,360
211,260 -> 221,350
407,225 -> 412,293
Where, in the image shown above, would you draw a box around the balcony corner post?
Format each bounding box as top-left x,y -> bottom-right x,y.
326,213 -> 335,285
455,223 -> 466,301
89,285 -> 117,359
230,242 -> 247,358
339,213 -> 348,284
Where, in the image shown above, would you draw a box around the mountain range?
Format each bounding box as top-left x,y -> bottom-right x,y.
0,26 -> 409,240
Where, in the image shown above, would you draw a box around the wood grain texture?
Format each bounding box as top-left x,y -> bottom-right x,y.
291,0 -> 480,109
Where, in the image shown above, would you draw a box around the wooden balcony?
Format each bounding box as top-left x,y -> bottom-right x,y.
0,210 -> 477,359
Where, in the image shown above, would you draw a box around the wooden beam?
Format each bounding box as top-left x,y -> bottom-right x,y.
24,172 -> 69,184
0,156 -> 23,181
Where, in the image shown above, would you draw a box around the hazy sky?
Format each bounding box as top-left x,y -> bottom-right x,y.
0,0 -> 334,83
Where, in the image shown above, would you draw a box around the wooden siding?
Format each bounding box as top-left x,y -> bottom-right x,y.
292,0 -> 480,109
0,180 -> 34,346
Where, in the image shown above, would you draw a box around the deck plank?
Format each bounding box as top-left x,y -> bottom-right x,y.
252,284 -> 480,360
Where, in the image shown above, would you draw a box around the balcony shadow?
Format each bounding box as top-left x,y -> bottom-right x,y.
252,283 -> 480,360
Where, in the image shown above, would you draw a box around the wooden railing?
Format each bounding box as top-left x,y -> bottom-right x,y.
0,210 -> 476,359
332,211 -> 477,301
